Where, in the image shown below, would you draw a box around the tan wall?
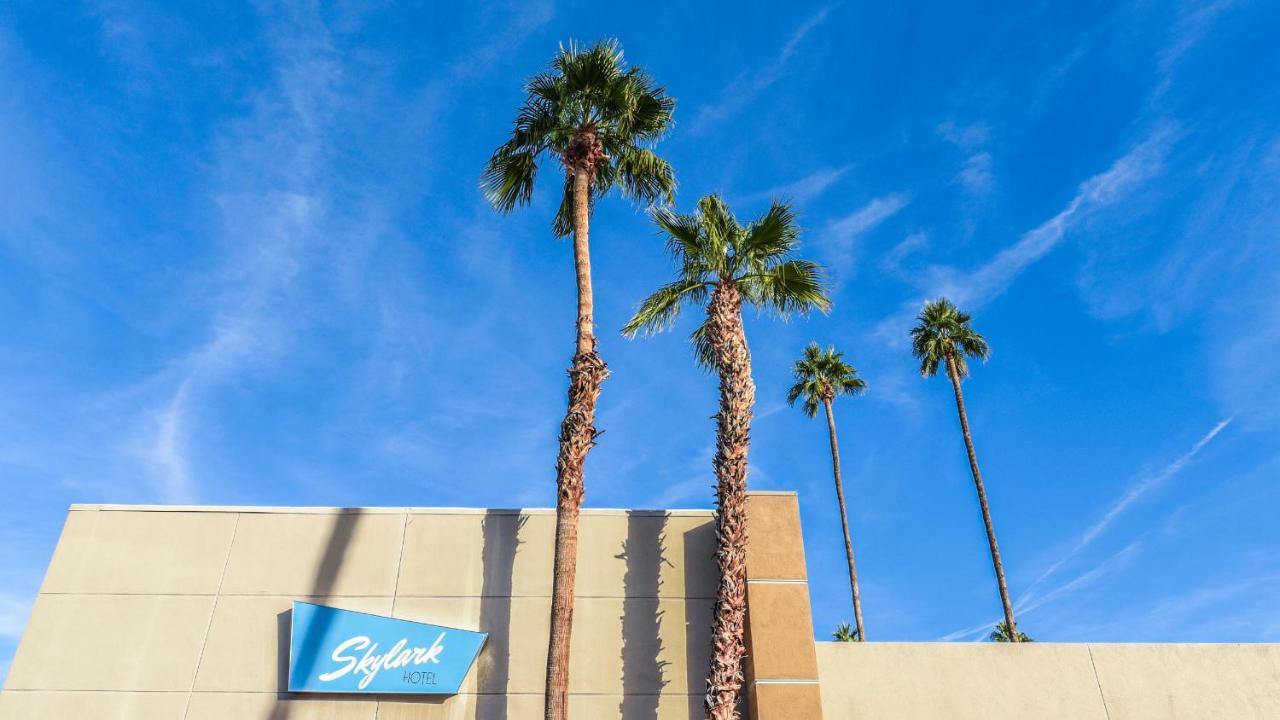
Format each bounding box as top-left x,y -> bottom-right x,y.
0,505 -> 718,719
9,503 -> 1280,720
817,641 -> 1280,720
743,493 -> 823,720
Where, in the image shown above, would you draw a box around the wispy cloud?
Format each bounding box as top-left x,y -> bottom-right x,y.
1153,0 -> 1243,99
125,10 -> 336,500
1017,538 -> 1145,615
935,615 -> 1000,642
0,592 -> 29,639
822,193 -> 910,280
936,417 -> 1232,642
937,120 -> 995,195
879,232 -> 929,276
97,1 -> 561,506
946,125 -> 1174,308
937,539 -> 1145,641
957,152 -> 994,195
1121,570 -> 1280,640
649,440 -> 716,509
740,165 -> 852,206
875,124 -> 1176,343
830,195 -> 909,240
1022,417 -> 1232,600
689,7 -> 834,133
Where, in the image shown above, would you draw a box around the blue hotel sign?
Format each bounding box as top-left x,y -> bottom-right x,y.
288,601 -> 487,694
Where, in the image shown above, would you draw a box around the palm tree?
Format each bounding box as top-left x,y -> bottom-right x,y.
910,298 -> 1021,642
990,621 -> 1033,642
624,195 -> 829,720
832,622 -> 861,642
787,342 -> 868,641
482,40 -> 676,719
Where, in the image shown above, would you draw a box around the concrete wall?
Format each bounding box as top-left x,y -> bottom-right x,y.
1,504 -> 719,719
8,502 -> 1280,719
817,641 -> 1280,719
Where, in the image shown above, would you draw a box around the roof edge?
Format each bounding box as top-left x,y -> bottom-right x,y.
68,503 -> 716,516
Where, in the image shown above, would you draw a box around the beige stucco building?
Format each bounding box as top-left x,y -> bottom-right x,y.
2,491 -> 1278,719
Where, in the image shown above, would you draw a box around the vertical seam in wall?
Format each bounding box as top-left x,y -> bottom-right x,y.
1087,644 -> 1113,720
374,512 -> 410,720
182,512 -> 240,720
389,512 -> 409,614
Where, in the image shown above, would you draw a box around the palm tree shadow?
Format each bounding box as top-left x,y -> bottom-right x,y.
267,509 -> 362,720
682,520 -> 716,718
475,510 -> 524,720
619,512 -> 673,719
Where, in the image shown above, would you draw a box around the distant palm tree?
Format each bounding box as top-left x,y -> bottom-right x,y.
910,298 -> 1022,642
990,621 -> 1033,642
833,622 -> 861,642
482,39 -> 676,720
624,194 -> 829,720
788,343 -> 868,641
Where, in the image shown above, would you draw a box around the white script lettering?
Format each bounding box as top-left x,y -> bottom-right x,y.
317,632 -> 447,689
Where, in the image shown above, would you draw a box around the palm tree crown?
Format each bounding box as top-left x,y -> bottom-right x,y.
832,623 -> 861,642
910,297 -> 991,378
990,621 -> 1034,642
621,194 -> 830,350
481,39 -> 676,235
787,342 -> 867,418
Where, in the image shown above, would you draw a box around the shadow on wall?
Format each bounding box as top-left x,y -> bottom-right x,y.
269,509 -> 363,720
258,509 -> 717,719
619,512 -> 672,719
476,510 -> 525,720
683,520 -> 716,717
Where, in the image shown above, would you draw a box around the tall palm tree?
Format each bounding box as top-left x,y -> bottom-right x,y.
482,40 -> 676,719
910,298 -> 1021,642
787,342 -> 868,641
624,195 -> 829,720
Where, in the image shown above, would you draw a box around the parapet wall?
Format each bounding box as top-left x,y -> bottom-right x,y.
4,499 -> 1279,719
817,641 -> 1280,719
0,504 -> 718,718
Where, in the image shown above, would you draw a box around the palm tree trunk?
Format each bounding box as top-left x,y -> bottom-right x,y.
944,354 -> 1019,642
545,165 -> 609,720
823,398 -> 865,642
704,281 -> 754,720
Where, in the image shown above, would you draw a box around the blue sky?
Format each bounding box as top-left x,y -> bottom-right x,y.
1,0 -> 1278,681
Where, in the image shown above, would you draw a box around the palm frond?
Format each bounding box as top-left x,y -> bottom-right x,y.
744,259 -> 832,316
614,146 -> 676,205
697,194 -> 738,275
785,376 -> 824,418
557,39 -> 625,119
526,70 -> 564,106
837,374 -> 868,395
621,278 -> 710,338
652,207 -> 705,262
481,144 -> 540,211
833,623 -> 861,642
740,201 -> 799,263
689,322 -> 718,372
550,172 -> 576,237
957,330 -> 991,362
618,76 -> 676,141
990,621 -> 1033,642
